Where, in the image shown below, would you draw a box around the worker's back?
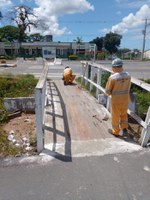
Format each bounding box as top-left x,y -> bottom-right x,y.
109,71 -> 131,103
64,67 -> 72,76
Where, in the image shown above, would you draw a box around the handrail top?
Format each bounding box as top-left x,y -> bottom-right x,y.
35,64 -> 48,89
81,61 -> 150,92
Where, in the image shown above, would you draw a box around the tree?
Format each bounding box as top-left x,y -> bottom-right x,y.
27,33 -> 44,42
0,25 -> 20,42
103,32 -> 122,54
10,5 -> 38,43
74,37 -> 83,45
117,48 -> 130,58
90,37 -> 104,51
74,37 -> 83,55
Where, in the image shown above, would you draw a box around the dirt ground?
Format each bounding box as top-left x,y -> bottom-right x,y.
3,113 -> 36,141
2,112 -> 37,156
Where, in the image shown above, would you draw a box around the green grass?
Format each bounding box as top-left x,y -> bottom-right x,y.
0,73 -> 38,98
0,73 -> 38,157
131,81 -> 150,119
0,73 -> 38,123
0,128 -> 25,157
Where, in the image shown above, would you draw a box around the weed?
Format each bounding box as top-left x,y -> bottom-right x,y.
0,128 -> 25,157
0,74 -> 38,123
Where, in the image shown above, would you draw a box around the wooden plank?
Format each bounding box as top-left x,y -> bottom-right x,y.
53,80 -> 112,141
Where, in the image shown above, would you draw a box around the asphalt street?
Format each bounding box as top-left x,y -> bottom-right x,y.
0,59 -> 150,79
0,149 -> 150,200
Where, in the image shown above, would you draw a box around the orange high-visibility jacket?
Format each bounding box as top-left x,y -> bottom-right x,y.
105,69 -> 131,103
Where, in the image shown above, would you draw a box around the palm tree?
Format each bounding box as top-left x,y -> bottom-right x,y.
74,37 -> 83,55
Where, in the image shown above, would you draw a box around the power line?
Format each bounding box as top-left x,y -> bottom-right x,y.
59,20 -> 114,24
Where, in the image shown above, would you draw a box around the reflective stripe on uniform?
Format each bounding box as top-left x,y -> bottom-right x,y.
120,120 -> 128,125
110,72 -> 130,80
111,90 -> 129,95
112,124 -> 120,129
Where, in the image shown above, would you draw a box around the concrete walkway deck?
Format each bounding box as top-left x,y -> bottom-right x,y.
42,80 -> 142,159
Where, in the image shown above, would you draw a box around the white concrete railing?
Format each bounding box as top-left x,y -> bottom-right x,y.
35,63 -> 48,152
81,61 -> 150,147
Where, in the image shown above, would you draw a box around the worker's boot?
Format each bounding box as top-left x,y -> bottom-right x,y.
122,128 -> 128,137
108,129 -> 120,138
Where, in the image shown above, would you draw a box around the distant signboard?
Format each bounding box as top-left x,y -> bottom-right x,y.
42,47 -> 56,59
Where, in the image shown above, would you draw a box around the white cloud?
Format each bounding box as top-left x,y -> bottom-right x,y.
30,0 -> 94,36
0,0 -> 12,9
115,0 -> 122,3
115,0 -> 150,9
100,28 -> 111,34
127,0 -> 150,9
111,4 -> 150,34
116,11 -> 121,15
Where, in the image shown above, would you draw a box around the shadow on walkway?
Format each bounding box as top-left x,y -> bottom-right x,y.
43,81 -> 72,162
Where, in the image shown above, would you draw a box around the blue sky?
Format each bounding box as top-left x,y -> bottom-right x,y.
1,0 -> 150,50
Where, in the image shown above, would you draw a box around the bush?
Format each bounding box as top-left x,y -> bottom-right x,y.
0,55 -> 17,60
129,82 -> 150,119
0,56 -> 6,59
96,52 -> 105,60
68,55 -> 78,60
136,92 -> 150,118
0,59 -> 6,63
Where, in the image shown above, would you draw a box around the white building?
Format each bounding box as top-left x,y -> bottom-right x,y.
0,41 -> 96,59
144,49 -> 150,59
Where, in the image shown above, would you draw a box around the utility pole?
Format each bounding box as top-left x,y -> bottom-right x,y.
141,19 -> 147,61
0,11 -> 3,20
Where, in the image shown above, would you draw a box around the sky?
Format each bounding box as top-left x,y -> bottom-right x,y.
1,0 -> 150,50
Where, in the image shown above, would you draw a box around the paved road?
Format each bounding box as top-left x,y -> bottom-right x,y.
97,60 -> 150,80
0,149 -> 150,200
0,59 -> 150,79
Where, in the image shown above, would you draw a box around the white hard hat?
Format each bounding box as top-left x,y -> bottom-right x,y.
112,58 -> 123,67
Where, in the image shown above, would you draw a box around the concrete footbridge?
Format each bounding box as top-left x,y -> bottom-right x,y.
35,59 -> 150,159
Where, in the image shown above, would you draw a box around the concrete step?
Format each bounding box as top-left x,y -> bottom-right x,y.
41,138 -> 142,158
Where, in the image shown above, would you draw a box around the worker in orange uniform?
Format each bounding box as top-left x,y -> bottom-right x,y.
105,58 -> 131,137
62,66 -> 76,85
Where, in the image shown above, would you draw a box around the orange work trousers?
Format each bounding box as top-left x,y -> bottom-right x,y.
64,74 -> 76,84
111,102 -> 129,135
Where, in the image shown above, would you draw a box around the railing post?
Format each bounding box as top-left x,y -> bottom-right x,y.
140,106 -> 150,147
35,64 -> 48,153
96,67 -> 102,98
85,64 -> 89,86
106,96 -> 111,112
35,88 -> 44,152
90,66 -> 94,92
81,62 -> 84,77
